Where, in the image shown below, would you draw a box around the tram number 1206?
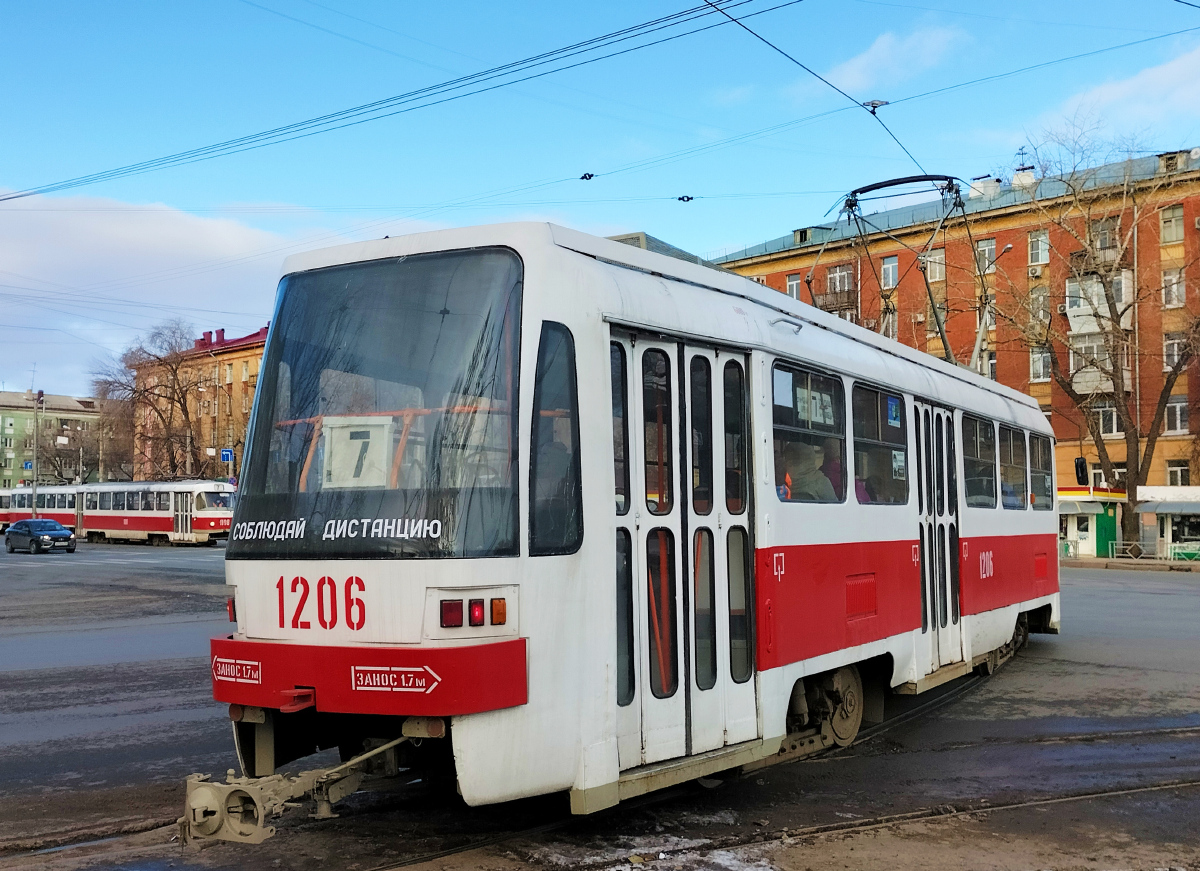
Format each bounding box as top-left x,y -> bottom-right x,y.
276,576 -> 366,631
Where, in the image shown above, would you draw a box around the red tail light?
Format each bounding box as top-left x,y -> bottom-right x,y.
226,597 -> 237,623
440,599 -> 464,628
468,599 -> 485,627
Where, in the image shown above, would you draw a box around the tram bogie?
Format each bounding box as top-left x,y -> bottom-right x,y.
184,222 -> 1059,843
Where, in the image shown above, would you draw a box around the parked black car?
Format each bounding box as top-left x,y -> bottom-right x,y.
5,519 -> 76,554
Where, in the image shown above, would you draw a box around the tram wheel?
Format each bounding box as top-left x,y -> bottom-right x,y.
828,665 -> 863,747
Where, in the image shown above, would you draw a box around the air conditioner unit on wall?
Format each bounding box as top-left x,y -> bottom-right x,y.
1195,216 -> 1200,230
1028,265 -> 1043,278
1057,303 -> 1068,314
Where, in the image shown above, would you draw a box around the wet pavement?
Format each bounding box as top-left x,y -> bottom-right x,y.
0,558 -> 1196,869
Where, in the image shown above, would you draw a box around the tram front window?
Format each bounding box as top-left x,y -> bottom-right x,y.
196,491 -> 233,511
230,248 -> 523,559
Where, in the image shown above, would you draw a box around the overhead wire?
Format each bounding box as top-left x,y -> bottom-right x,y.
0,0 -> 808,202
700,0 -> 928,174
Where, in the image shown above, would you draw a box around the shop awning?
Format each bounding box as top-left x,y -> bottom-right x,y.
1059,501 -> 1104,515
1134,501 -> 1200,515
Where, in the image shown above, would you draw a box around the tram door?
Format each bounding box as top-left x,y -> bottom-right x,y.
612,336 -> 758,770
914,402 -> 962,670
174,492 -> 192,536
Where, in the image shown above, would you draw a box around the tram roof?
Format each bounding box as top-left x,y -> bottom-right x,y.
280,221 -> 1042,417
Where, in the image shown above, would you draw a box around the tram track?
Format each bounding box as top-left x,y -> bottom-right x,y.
0,671 -> 986,866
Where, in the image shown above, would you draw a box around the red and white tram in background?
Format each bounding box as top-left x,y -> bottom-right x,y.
0,480 -> 234,544
189,223 -> 1059,842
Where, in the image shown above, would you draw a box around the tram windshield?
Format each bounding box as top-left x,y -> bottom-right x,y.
229,247 -> 522,559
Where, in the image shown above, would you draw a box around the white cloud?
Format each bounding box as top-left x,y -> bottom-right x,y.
1055,43 -> 1200,135
825,27 -> 965,96
0,195 -> 328,395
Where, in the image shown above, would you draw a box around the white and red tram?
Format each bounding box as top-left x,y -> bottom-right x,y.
1,481 -> 234,544
198,223 -> 1058,837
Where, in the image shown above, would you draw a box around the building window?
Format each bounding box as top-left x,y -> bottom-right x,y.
1166,396 -> 1189,434
1163,269 -> 1185,308
1030,346 -> 1052,382
1030,285 -> 1050,322
1028,229 -> 1050,265
752,276 -> 767,285
1091,462 -> 1125,488
1091,217 -> 1119,250
786,273 -> 802,299
1164,332 -> 1185,370
1070,335 -> 1116,373
241,361 -> 249,382
242,393 -> 250,413
1161,204 -> 1185,244
1067,272 -> 1129,310
225,363 -> 233,384
923,249 -> 945,281
975,238 -> 996,274
881,256 -> 898,289
1094,402 -> 1122,437
987,350 -> 997,381
1168,460 -> 1191,486
827,263 -> 854,294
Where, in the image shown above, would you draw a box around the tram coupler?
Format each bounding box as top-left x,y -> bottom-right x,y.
179,732 -> 413,846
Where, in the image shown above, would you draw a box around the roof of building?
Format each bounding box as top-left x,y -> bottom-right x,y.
0,391 -> 100,415
189,326 -> 269,356
607,231 -> 717,268
712,149 -> 1200,265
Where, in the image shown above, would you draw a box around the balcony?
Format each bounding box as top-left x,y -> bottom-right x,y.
1071,366 -> 1132,394
813,289 -> 857,312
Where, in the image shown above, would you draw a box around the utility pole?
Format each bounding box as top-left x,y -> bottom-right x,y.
30,390 -> 43,517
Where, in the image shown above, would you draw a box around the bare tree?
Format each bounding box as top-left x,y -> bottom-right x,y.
992,122 -> 1200,549
92,319 -> 205,480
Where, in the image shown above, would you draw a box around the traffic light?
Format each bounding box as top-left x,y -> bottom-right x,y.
1074,456 -> 1087,486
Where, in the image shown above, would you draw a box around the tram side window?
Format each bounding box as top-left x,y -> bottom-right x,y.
36,494 -> 46,509
1030,434 -> 1054,511
66,494 -> 76,509
690,357 -> 714,515
999,426 -> 1028,510
85,493 -> 97,510
852,386 -> 908,504
646,528 -> 678,698
772,363 -> 845,503
112,491 -> 125,511
961,415 -> 997,508
727,527 -> 753,683
611,343 -> 630,516
724,360 -> 748,514
142,491 -> 155,511
99,492 -> 112,510
643,349 -> 674,515
616,530 -> 634,706
530,322 -> 583,555
157,492 -> 171,511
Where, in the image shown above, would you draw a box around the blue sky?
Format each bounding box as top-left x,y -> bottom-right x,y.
3,0 -> 1200,394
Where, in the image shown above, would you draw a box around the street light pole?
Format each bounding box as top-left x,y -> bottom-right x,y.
30,390 -> 43,518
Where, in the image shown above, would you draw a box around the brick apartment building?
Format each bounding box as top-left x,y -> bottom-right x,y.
714,151 -> 1200,517
132,326 -> 267,481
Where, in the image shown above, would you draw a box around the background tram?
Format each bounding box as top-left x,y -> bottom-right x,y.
1,480 -> 235,544
185,223 -> 1059,843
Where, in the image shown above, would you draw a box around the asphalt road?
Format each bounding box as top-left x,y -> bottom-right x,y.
0,551 -> 1196,870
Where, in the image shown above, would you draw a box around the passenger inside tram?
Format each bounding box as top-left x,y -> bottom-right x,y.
775,439 -> 838,502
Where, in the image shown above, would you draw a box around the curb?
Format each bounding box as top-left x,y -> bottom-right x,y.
1061,558 -> 1200,573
